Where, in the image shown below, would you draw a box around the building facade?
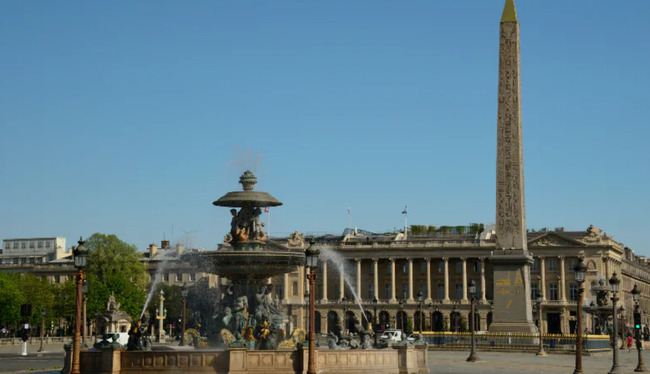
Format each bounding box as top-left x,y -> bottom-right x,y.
1,237 -> 67,265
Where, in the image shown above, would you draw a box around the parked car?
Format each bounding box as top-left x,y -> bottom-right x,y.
379,329 -> 403,344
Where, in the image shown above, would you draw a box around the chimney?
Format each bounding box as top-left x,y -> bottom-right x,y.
161,240 -> 170,249
176,243 -> 184,257
148,244 -> 158,258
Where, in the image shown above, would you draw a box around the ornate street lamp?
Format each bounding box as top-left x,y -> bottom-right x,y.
467,279 -> 479,362
573,257 -> 587,374
398,299 -> 405,333
608,272 -> 621,374
305,240 -> 320,374
71,237 -> 88,374
180,283 -> 189,346
536,290 -> 547,356
372,296 -> 378,347
631,284 -> 647,372
38,308 -> 46,352
417,291 -> 424,333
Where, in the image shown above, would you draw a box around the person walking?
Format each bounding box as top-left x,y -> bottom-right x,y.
627,334 -> 633,352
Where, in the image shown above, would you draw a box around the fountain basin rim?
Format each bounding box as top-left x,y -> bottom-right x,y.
213,191 -> 283,207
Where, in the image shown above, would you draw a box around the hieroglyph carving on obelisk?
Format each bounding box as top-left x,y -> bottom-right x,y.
496,0 -> 527,252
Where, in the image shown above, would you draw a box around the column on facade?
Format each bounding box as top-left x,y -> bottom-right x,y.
559,256 -> 566,302
425,258 -> 432,302
339,262 -> 345,300
283,273 -> 289,300
480,258 -> 487,301
408,258 -> 414,302
443,257 -> 450,302
540,257 -> 547,301
356,258 -> 362,301
373,258 -> 379,300
299,266 -> 305,304
390,258 -> 396,302
461,258 -> 468,301
321,261 -> 328,302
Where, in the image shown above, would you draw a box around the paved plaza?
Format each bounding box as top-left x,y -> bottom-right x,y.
1,340 -> 647,374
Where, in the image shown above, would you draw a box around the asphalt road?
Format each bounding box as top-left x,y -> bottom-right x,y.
1,341 -> 647,374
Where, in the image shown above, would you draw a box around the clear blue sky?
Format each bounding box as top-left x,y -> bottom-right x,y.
1,1 -> 648,255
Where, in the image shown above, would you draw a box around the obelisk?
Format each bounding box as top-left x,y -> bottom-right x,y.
489,0 -> 536,333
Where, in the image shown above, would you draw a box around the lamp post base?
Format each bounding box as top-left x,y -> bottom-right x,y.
635,364 -> 648,373
609,365 -> 622,374
466,352 -> 479,362
536,349 -> 548,356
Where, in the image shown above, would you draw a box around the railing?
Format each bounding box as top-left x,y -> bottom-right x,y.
0,336 -> 73,345
419,332 -> 611,353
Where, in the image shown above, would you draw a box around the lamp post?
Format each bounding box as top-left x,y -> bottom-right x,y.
452,305 -> 459,333
180,283 -> 189,346
632,284 -> 647,372
428,303 -> 434,332
573,257 -> 587,374
71,237 -> 88,374
608,272 -> 621,374
372,297 -> 378,347
305,240 -> 320,374
417,291 -> 424,333
38,308 -> 46,352
467,279 -> 479,362
620,305 -> 626,350
398,299 -> 405,333
82,279 -> 88,345
536,291 -> 547,356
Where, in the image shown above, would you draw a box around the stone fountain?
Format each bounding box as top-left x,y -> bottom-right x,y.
201,170 -> 305,349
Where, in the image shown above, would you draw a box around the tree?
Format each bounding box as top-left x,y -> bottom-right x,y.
84,233 -> 150,320
0,273 -> 24,329
17,274 -> 56,326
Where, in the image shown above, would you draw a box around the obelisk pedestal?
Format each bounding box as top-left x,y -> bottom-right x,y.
489,0 -> 537,333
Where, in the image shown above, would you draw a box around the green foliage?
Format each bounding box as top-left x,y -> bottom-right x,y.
17,274 -> 56,325
0,273 -> 58,328
459,316 -> 468,332
405,318 -> 413,334
0,273 -> 24,326
53,279 -> 76,324
410,225 -> 427,235
85,233 -> 149,320
186,278 -> 221,332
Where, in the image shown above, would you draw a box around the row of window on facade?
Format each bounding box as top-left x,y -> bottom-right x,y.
531,257 -> 579,272
162,273 -> 197,282
283,280 -> 581,302
1,257 -> 45,265
358,257 -> 576,275
367,261 -> 482,275
5,241 -> 53,250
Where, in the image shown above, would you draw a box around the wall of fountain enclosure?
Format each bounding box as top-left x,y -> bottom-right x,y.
74,344 -> 428,374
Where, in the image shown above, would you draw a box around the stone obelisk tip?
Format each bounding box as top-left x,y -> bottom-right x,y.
501,0 -> 518,23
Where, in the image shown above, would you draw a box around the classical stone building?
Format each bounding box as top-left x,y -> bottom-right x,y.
269,225 -> 644,336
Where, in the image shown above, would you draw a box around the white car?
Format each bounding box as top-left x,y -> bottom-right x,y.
379,329 -> 403,343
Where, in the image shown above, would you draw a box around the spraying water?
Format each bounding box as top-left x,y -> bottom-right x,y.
318,245 -> 367,322
140,246 -> 175,319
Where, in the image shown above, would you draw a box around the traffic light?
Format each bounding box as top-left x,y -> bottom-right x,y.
634,310 -> 641,330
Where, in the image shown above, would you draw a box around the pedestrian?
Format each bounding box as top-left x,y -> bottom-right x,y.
627,334 -> 633,352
